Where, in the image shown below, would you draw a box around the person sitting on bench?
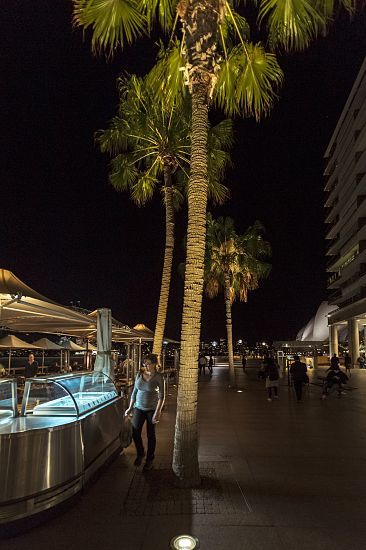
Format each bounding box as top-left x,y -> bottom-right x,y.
321,366 -> 348,399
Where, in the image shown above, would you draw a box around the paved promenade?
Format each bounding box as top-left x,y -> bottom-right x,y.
3,361 -> 366,550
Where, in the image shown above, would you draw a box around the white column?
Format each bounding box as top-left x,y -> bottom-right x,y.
329,325 -> 339,356
348,318 -> 360,368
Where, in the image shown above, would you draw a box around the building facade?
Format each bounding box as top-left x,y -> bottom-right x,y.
325,57 -> 366,366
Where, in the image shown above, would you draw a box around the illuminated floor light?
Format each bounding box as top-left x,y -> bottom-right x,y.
170,534 -> 200,549
237,390 -> 243,393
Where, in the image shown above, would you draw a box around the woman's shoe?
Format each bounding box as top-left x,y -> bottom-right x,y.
134,454 -> 145,466
143,460 -> 154,471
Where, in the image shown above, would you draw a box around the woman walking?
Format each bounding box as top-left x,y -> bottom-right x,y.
125,353 -> 165,471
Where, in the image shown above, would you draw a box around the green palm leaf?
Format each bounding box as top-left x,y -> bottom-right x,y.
209,119 -> 235,150
109,154 -> 139,191
208,181 -> 230,206
216,43 -> 283,120
214,55 -> 238,115
72,0 -> 146,55
96,117 -> 131,155
147,41 -> 187,108
131,174 -> 158,205
258,0 -> 327,51
139,0 -> 178,32
314,0 -> 358,19
205,214 -> 271,304
220,9 -> 250,49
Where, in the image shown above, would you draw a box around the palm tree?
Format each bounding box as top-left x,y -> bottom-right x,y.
73,0 -> 360,486
97,74 -> 232,360
205,214 -> 271,386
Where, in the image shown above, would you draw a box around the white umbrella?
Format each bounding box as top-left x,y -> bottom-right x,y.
84,341 -> 97,352
61,340 -> 86,351
33,338 -> 63,367
0,335 -> 41,374
60,340 -> 86,371
94,308 -> 113,379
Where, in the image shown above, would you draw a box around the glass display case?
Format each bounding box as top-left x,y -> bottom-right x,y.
21,372 -> 118,417
0,378 -> 17,424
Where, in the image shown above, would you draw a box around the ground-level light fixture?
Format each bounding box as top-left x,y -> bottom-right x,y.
237,390 -> 243,393
170,534 -> 200,549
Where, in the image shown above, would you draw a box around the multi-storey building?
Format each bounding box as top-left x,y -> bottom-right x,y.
325,57 -> 366,366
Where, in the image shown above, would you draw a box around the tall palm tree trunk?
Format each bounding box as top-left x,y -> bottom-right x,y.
172,83 -> 209,487
153,167 -> 175,361
224,272 -> 235,386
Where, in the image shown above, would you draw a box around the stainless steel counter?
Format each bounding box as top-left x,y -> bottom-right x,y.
0,373 -> 124,524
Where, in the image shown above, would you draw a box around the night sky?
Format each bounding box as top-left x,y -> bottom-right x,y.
2,2 -> 366,344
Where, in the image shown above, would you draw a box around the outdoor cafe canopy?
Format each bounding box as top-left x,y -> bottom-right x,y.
0,269 -> 137,341
132,323 -> 180,344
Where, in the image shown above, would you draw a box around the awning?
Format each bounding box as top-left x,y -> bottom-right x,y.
32,338 -> 63,350
0,335 -> 41,349
0,269 -> 136,341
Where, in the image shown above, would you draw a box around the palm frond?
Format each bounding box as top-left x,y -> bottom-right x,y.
96,117 -> 130,155
209,119 -> 235,150
314,0 -> 358,19
208,181 -> 230,206
131,174 -> 158,205
147,40 -> 187,108
109,154 -> 139,191
258,0 -> 327,51
208,149 -> 232,178
72,0 -> 146,56
220,8 -> 250,50
139,0 -> 178,33
214,55 -> 238,115
217,43 -> 283,120
205,277 -> 221,299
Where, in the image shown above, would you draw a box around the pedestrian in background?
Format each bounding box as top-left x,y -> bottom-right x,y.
321,365 -> 349,399
198,354 -> 207,376
330,353 -> 340,369
208,355 -> 214,376
264,357 -> 280,401
344,352 -> 352,376
290,355 -> 308,402
24,353 -> 39,378
357,353 -> 366,369
242,353 -> 247,373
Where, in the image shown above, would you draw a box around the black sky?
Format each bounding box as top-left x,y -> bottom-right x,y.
1,1 -> 366,344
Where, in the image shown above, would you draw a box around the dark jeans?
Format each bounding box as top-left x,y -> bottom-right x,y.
293,381 -> 303,401
132,408 -> 156,461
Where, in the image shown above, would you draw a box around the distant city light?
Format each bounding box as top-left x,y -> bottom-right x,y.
211,341 -> 218,347
238,339 -> 242,344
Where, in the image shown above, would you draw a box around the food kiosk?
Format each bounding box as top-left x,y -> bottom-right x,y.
0,372 -> 124,523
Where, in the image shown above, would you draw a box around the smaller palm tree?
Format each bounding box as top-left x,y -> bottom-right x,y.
97,75 -> 233,359
205,214 -> 271,386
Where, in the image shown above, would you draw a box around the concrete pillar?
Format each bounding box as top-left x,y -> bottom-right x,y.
348,318 -> 360,368
329,325 -> 339,356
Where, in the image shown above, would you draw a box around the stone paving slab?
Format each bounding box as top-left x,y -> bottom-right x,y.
123,461 -> 251,516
